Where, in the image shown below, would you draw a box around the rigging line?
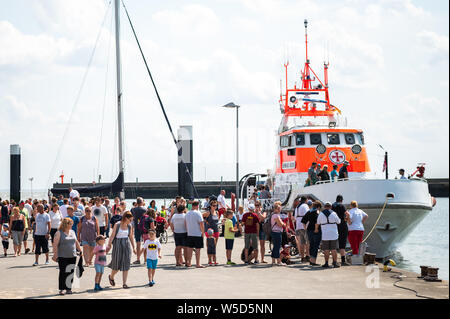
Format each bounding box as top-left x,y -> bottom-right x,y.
121,0 -> 200,199
97,8 -> 114,178
46,1 -> 112,189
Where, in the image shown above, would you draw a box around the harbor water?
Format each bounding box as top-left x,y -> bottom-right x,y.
1,190 -> 448,280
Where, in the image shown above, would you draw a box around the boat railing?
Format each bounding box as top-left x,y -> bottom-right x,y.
314,176 -> 428,185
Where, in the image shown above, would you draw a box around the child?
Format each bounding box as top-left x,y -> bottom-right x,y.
224,210 -> 238,265
280,244 -> 292,265
142,230 -> 161,287
93,235 -> 107,291
206,228 -> 217,266
1,223 -> 9,257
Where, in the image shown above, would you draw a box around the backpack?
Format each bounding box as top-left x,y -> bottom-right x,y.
138,215 -> 150,234
320,209 -> 336,225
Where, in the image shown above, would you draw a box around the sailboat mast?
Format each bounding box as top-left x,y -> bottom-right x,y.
114,0 -> 125,197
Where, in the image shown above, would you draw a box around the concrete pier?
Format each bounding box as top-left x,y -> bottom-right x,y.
0,230 -> 447,299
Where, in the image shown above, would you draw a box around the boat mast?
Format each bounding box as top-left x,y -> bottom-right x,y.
114,0 -> 125,198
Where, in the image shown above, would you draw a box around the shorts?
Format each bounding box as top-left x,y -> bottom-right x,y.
94,264 -> 105,274
321,239 -> 338,251
295,229 -> 309,245
99,226 -> 106,236
186,236 -> 204,249
2,241 -> 9,250
81,240 -> 96,247
258,229 -> 266,241
12,231 -> 23,246
225,239 -> 234,250
134,227 -> 142,243
34,235 -> 49,255
174,232 -> 187,247
146,259 -> 158,270
244,233 -> 258,250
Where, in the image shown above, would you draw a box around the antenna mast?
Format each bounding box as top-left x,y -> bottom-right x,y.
114,0 -> 125,197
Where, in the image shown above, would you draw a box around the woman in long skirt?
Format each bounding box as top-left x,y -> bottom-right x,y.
106,211 -> 136,289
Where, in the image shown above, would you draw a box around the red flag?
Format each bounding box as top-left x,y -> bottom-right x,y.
382,157 -> 387,172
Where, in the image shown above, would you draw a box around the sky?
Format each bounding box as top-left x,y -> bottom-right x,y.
0,0 -> 448,191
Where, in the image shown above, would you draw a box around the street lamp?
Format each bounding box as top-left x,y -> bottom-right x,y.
222,102 -> 240,212
28,177 -> 34,199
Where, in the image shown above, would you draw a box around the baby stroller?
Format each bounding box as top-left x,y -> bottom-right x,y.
155,219 -> 168,244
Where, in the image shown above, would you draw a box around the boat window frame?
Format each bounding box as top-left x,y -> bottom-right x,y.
344,133 -> 355,145
310,133 -> 322,145
356,132 -> 365,145
327,133 -> 340,145
295,133 -> 305,146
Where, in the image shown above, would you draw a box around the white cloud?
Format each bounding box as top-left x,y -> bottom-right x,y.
417,31 -> 449,54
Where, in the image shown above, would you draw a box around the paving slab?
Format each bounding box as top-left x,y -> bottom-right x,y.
0,231 -> 447,299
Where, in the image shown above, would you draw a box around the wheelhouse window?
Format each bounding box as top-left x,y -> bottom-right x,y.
344,133 -> 355,145
310,133 -> 322,145
356,132 -> 365,145
327,133 -> 340,145
280,135 -> 290,148
295,133 -> 305,145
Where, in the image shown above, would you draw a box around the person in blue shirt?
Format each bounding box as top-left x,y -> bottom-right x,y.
66,206 -> 80,233
330,165 -> 339,181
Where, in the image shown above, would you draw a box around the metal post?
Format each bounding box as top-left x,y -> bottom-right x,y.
114,0 -> 125,197
385,151 -> 388,180
10,145 -> 21,203
236,106 -> 239,211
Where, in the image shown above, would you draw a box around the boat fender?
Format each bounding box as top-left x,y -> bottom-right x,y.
383,259 -> 396,272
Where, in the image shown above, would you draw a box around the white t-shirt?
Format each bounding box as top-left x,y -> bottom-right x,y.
24,203 -> 33,216
317,210 -> 341,241
144,239 -> 161,260
60,205 -> 69,218
171,213 -> 187,233
347,208 -> 368,231
217,194 -> 226,209
35,213 -> 51,236
294,203 -> 309,230
49,211 -> 62,229
92,205 -> 108,227
185,210 -> 203,237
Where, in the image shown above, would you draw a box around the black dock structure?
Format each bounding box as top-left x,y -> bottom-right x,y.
10,144 -> 21,203
177,125 -> 194,199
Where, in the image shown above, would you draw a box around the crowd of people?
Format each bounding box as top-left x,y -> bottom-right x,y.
0,187 -> 369,295
306,161 -> 350,186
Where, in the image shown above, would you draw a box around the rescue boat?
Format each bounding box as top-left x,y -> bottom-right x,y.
267,20 -> 434,258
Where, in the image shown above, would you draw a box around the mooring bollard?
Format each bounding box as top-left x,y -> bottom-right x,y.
418,265 -> 430,278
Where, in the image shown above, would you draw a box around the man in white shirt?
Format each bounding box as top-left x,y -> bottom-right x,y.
217,190 -> 228,219
24,199 -> 33,217
293,196 -> 310,262
68,187 -> 80,205
316,202 -> 341,268
92,197 -> 108,236
185,201 -> 205,268
60,199 -> 69,218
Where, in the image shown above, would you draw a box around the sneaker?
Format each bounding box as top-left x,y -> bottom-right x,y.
98,285 -> 104,291
151,280 -> 155,285
226,261 -> 236,265
149,282 -> 154,287
214,262 -> 219,266
32,262 -> 38,266
45,261 -> 49,265
321,263 -> 330,268
94,286 -> 100,292
333,262 -> 340,268
132,260 -> 141,265
208,262 -> 213,266
66,289 -> 73,294
25,248 -> 30,254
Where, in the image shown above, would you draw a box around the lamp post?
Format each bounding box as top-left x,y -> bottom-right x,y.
222,102 -> 240,212
28,177 -> 34,199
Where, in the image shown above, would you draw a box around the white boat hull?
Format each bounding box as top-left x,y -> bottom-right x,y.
273,176 -> 433,258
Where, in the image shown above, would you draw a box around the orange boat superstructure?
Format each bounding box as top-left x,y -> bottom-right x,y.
275,19 -> 370,177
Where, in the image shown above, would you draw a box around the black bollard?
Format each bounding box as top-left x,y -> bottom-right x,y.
10,144 -> 21,203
